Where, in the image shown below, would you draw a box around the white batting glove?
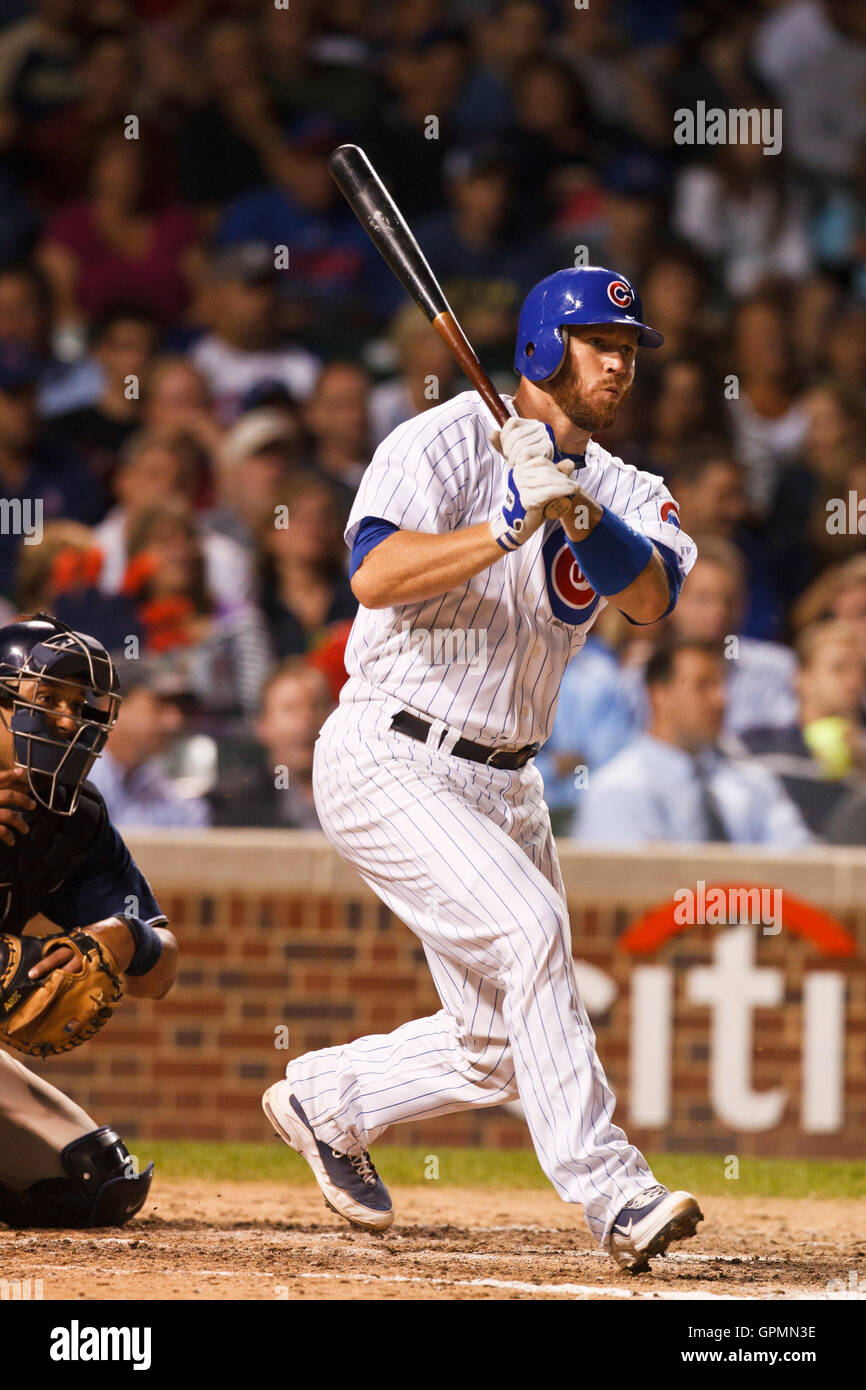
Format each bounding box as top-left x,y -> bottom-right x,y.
489,417 -> 555,470
490,458 -> 580,551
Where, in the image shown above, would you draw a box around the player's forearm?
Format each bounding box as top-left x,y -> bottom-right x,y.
561,499 -> 671,624
350,525 -> 504,608
123,927 -> 178,999
606,549 -> 670,623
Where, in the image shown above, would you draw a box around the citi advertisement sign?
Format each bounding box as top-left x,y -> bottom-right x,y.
619,884 -> 854,1135
565,884 -> 856,1137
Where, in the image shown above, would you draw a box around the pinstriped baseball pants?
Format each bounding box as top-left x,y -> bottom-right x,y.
293,704 -> 657,1246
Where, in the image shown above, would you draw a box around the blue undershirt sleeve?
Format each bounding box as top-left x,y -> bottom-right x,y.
349,516 -> 400,579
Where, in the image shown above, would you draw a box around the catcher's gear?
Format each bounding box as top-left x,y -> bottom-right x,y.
0,611 -> 120,815
0,929 -> 123,1058
0,1127 -> 153,1229
515,266 -> 663,382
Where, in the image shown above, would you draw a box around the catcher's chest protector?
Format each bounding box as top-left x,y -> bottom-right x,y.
0,782 -> 104,933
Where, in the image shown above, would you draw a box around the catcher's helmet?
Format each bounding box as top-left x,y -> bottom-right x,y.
514,266 -> 663,382
0,612 -> 120,815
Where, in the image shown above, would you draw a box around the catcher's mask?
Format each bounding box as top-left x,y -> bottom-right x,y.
0,613 -> 120,815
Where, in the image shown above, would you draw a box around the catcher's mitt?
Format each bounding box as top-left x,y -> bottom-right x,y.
0,930 -> 123,1058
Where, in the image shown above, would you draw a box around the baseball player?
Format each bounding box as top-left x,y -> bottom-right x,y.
264,267 -> 702,1273
0,613 -> 177,1229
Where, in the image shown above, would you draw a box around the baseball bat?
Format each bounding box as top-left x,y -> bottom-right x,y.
328,144 -> 572,520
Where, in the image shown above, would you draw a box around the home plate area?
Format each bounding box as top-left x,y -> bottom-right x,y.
1,1184 -> 863,1301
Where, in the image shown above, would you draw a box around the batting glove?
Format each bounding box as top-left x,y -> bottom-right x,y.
489,417 -> 555,469
490,459 -> 580,551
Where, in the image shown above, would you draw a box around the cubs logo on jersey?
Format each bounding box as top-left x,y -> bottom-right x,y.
660,500 -> 680,528
542,528 -> 600,625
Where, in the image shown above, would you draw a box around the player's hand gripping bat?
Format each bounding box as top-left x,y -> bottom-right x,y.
328,144 -> 573,522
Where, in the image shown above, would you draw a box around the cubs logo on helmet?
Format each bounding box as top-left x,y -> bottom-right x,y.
607,279 -> 634,309
543,530 -> 600,625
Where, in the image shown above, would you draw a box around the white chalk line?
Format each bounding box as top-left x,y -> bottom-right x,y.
5,1261 -> 856,1300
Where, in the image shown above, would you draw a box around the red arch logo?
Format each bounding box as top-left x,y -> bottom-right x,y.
619,885 -> 856,958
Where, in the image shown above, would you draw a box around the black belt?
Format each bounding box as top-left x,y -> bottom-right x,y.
389,710 -> 540,770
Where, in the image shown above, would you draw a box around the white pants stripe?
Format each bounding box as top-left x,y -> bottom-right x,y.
294,705 -> 657,1246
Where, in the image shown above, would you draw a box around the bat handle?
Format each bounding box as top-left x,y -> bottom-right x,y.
432,309 -> 510,427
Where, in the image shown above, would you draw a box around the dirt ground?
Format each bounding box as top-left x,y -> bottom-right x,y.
2,1183 -> 865,1300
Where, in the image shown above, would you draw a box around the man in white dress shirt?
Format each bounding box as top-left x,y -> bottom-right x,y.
575,638 -> 813,846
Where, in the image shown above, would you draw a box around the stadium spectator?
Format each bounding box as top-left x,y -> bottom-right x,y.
176,18 -> 281,210
0,0 -> 81,125
94,428 -> 253,614
725,291 -> 808,515
51,305 -> 160,491
767,379 -> 866,603
0,262 -> 101,417
415,143 -> 551,361
122,497 -> 273,716
574,639 -> 813,847
13,518 -> 140,655
0,342 -> 105,600
672,140 -> 812,298
209,408 -> 302,554
304,361 -> 371,510
825,304 -> 866,398
533,635 -> 637,832
740,619 -> 866,839
369,302 -> 459,446
558,0 -> 669,153
751,0 -> 866,182
190,241 -> 320,424
361,26 -> 468,221
21,27 -> 152,212
792,554 -> 866,669
618,539 -> 799,736
642,357 -> 726,475
255,0 -> 380,128
504,55 -> 596,210
88,659 -> 211,829
214,114 -> 383,349
257,473 -> 356,660
37,131 -> 201,331
666,440 -> 782,640
209,657 -> 333,828
639,243 -> 714,365
453,1 -> 548,140
140,355 -> 224,465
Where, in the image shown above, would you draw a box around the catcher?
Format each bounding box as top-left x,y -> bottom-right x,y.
0,613 -> 177,1229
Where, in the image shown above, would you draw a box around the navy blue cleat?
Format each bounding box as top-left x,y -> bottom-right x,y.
610,1184 -> 703,1274
263,1083 -> 394,1232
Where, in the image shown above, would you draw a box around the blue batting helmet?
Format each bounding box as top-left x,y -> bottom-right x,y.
514,266 -> 663,381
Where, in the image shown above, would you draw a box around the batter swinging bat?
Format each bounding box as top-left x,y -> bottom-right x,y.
328,143 -> 573,522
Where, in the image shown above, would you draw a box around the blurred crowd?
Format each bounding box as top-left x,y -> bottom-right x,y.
0,0 -> 863,844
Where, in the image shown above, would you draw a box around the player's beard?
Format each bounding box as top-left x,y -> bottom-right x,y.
545,369 -> 632,432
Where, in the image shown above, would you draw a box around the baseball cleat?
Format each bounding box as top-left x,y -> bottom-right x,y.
262,1082 -> 394,1232
609,1184 -> 703,1274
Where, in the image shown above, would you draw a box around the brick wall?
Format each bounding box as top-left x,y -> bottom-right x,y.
19,833 -> 866,1157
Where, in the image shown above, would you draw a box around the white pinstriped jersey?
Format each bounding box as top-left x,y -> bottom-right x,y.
341,390 -> 697,748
